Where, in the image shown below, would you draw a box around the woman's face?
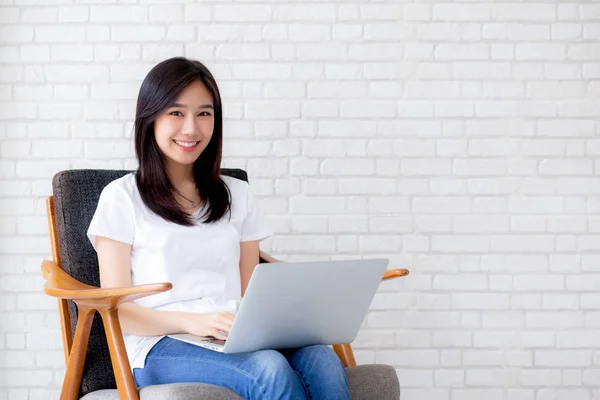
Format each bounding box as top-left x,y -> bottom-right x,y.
153,80 -> 215,168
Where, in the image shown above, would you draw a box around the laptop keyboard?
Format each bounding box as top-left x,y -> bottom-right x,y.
206,338 -> 226,346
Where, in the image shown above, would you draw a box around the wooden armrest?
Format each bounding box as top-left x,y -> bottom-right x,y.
42,260 -> 169,399
383,268 -> 409,280
41,260 -> 172,308
42,259 -> 95,290
259,252 -> 409,281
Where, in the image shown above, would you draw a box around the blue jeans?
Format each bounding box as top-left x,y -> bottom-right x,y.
133,337 -> 351,400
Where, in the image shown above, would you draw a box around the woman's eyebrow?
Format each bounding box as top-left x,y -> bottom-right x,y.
170,102 -> 214,110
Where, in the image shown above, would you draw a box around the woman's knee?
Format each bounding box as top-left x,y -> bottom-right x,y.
289,345 -> 351,400
297,345 -> 344,368
245,350 -> 305,399
292,345 -> 347,379
298,344 -> 338,358
250,350 -> 290,377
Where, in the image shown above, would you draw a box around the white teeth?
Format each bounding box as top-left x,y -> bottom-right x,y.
174,140 -> 198,148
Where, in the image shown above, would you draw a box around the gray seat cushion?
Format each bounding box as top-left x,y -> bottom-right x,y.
80,364 -> 400,399
346,364 -> 400,399
81,382 -> 242,400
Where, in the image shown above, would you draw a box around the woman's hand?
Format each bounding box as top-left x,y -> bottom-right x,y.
180,311 -> 235,340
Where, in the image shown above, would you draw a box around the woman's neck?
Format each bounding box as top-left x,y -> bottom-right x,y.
165,162 -> 195,188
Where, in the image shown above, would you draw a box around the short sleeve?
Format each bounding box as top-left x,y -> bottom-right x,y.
87,181 -> 135,251
240,183 -> 272,242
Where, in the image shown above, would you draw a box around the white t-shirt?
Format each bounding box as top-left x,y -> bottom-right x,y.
87,173 -> 272,369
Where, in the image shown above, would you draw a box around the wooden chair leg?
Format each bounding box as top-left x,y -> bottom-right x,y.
61,306 -> 95,400
333,343 -> 357,368
99,308 -> 139,400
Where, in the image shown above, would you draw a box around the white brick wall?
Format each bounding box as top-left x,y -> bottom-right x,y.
0,0 -> 598,398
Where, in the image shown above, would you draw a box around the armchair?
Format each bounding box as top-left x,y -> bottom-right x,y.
42,169 -> 409,399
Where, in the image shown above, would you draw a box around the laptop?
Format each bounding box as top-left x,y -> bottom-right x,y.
168,258 -> 389,353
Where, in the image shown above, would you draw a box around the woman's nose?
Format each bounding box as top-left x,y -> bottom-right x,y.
181,115 -> 199,135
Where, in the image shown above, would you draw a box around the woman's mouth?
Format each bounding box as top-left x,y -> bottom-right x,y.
173,140 -> 200,151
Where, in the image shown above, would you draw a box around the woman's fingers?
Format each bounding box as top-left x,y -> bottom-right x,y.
189,312 -> 235,338
213,320 -> 232,333
220,311 -> 235,321
212,327 -> 228,340
217,312 -> 235,328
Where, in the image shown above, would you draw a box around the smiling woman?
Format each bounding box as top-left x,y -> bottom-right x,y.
152,81 -> 217,212
133,58 -> 230,226
85,57 -> 352,400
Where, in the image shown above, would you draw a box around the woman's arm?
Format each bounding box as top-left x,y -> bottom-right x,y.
96,236 -> 233,339
239,240 -> 260,297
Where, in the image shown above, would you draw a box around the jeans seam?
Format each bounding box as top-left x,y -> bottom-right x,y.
291,369 -> 311,399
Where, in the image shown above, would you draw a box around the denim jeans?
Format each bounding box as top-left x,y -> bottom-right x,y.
133,337 -> 351,400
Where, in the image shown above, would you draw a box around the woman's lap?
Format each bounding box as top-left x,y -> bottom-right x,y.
279,345 -> 351,398
133,337 -> 350,400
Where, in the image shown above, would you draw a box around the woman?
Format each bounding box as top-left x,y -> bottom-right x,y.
87,57 -> 351,399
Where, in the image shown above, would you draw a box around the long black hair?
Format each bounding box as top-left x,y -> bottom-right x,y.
134,57 -> 231,226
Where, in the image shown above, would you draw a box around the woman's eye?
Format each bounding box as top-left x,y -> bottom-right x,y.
198,111 -> 211,117
170,111 -> 183,116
